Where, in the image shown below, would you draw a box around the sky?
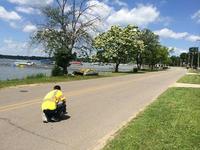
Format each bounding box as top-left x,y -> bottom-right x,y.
0,0 -> 200,56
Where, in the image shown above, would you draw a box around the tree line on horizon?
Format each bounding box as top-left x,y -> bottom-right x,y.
170,47 -> 199,68
0,54 -> 51,60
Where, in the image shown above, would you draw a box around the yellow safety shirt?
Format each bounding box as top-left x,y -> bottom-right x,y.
41,90 -> 65,111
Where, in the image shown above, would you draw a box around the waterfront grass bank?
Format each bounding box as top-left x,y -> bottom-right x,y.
0,72 -> 133,89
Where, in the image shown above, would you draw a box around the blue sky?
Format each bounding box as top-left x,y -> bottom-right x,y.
0,0 -> 199,56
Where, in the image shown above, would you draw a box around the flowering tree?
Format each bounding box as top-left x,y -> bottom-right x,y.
93,25 -> 144,72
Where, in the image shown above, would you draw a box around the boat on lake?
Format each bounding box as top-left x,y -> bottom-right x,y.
73,68 -> 98,76
70,61 -> 83,65
14,61 -> 35,67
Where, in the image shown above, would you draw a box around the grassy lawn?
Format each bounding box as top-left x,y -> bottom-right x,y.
188,69 -> 200,73
104,88 -> 200,150
178,74 -> 200,84
0,72 -> 133,89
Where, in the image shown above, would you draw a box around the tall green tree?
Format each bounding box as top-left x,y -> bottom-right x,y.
170,56 -> 180,66
32,0 -> 99,74
140,29 -> 160,70
189,47 -> 199,68
157,45 -> 170,66
180,52 -> 188,66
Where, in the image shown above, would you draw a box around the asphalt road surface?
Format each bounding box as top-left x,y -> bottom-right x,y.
0,67 -> 186,150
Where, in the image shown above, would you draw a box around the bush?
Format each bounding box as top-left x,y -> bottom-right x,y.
26,73 -> 46,79
51,65 -> 64,76
163,66 -> 169,70
133,68 -> 138,73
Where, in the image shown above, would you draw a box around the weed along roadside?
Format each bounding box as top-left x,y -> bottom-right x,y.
102,87 -> 200,150
0,71 -> 143,89
178,74 -> 200,84
0,68 -> 171,90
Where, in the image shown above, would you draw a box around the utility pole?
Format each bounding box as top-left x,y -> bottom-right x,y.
196,40 -> 200,69
197,40 -> 200,69
191,52 -> 194,68
198,49 -> 199,69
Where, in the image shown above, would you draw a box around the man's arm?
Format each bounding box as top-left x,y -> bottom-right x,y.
56,90 -> 66,103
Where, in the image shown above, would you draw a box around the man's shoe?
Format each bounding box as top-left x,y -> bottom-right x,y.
50,117 -> 59,122
42,113 -> 48,123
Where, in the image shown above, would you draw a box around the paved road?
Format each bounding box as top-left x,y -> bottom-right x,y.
0,67 -> 186,150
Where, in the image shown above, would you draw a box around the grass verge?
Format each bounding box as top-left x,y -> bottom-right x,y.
188,68 -> 200,73
0,72 -> 134,89
178,74 -> 200,84
104,88 -> 200,150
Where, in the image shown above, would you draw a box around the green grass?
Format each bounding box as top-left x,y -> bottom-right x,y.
0,69 -> 166,89
104,88 -> 200,150
178,75 -> 200,84
0,72 -> 133,89
188,69 -> 200,73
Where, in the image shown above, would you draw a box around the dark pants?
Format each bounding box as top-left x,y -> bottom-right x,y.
56,102 -> 67,116
43,102 -> 66,121
43,109 -> 56,121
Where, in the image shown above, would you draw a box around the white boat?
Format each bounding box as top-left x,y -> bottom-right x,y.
14,61 -> 35,67
73,68 -> 98,76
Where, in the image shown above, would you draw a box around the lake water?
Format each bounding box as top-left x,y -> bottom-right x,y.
0,59 -> 136,81
0,59 -> 52,81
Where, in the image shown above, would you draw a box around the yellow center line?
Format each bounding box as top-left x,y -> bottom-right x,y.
0,99 -> 40,109
0,73 -> 160,112
0,101 -> 41,112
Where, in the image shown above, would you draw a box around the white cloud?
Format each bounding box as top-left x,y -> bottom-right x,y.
103,0 -> 127,7
16,6 -> 40,14
0,38 -> 45,56
154,28 -> 188,39
192,10 -> 200,23
85,0 -> 114,33
87,0 -> 114,19
8,0 -> 53,6
23,24 -> 37,32
86,1 -> 160,31
154,28 -> 200,42
186,35 -> 200,42
168,47 -> 187,56
0,6 -> 21,21
107,4 -> 160,27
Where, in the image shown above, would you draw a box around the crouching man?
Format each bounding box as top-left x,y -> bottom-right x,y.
41,85 -> 66,123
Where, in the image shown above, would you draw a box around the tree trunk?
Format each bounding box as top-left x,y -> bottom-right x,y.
136,53 -> 140,70
115,63 -> 119,72
139,54 -> 143,70
62,66 -> 68,74
191,54 -> 194,68
151,64 -> 154,71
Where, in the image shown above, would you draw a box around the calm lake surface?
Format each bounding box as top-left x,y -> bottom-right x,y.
0,59 -> 135,81
0,59 -> 52,81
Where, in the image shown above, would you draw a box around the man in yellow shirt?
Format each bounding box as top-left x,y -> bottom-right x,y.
42,85 -> 66,123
